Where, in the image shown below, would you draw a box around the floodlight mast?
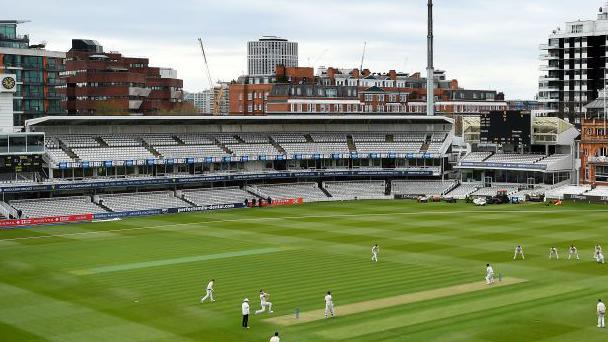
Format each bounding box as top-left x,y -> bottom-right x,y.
426,0 -> 435,116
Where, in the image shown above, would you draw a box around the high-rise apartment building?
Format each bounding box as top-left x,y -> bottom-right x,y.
0,20 -> 66,126
247,36 -> 298,76
538,4 -> 608,125
184,90 -> 213,114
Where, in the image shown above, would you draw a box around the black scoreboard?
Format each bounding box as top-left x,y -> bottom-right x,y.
480,111 -> 531,147
0,154 -> 43,173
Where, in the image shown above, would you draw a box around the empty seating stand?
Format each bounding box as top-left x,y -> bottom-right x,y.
73,147 -> 154,162
392,181 -> 456,196
155,145 -> 228,159
545,185 -> 591,199
252,183 -> 330,202
182,187 -> 251,206
461,152 -> 493,162
100,191 -> 191,212
445,184 -> 480,199
323,181 -> 389,200
10,196 -> 107,218
469,184 -> 520,197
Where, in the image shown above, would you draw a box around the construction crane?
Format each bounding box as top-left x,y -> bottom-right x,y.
309,48 -> 328,68
357,41 -> 367,87
359,42 -> 367,72
198,37 -> 223,115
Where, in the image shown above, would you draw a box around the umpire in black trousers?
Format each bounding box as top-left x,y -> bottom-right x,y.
241,298 -> 250,328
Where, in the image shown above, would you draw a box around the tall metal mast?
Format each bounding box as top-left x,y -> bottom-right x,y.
426,0 -> 435,116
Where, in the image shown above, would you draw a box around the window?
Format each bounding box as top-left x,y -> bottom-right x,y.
571,24 -> 583,33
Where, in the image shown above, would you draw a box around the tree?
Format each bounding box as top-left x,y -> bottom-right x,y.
154,102 -> 200,116
93,100 -> 129,116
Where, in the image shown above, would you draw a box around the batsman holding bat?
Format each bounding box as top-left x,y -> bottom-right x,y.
255,289 -> 274,314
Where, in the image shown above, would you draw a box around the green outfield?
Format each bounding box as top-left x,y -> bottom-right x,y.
2,201 -> 608,341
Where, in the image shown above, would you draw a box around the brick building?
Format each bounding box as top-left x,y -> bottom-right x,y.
579,119 -> 608,184
230,64 -> 506,116
63,39 -> 183,115
320,67 -> 506,116
229,66 -> 314,115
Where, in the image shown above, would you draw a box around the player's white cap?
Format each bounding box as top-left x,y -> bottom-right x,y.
244,298 -> 249,302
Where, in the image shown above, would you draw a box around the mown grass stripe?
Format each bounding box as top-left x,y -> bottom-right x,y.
71,247 -> 290,275
313,281 -> 581,340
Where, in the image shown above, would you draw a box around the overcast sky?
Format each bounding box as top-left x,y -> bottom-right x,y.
11,0 -> 603,99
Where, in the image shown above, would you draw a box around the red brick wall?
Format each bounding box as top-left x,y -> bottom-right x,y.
580,119 -> 608,185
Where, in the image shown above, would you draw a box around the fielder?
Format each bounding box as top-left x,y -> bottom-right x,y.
513,245 -> 525,260
568,244 -> 580,260
200,279 -> 215,303
324,291 -> 335,318
485,263 -> 494,285
269,332 -> 280,342
595,244 -> 603,258
596,250 -> 605,264
255,289 -> 273,314
371,244 -> 379,262
549,247 -> 559,260
598,299 -> 606,328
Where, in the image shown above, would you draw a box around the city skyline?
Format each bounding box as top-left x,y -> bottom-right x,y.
10,0 -> 601,98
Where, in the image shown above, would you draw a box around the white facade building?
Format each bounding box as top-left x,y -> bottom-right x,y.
537,4 -> 608,124
247,36 -> 298,76
184,90 -> 213,114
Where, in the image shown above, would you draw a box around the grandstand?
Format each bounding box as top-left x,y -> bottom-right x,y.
250,183 -> 330,202
585,186 -> 608,197
181,187 -> 251,206
36,130 -> 452,163
445,183 -> 480,199
468,184 -> 520,197
24,116 -> 452,171
323,181 -> 390,200
10,196 -> 107,218
3,178 -> 607,220
392,180 -> 457,196
0,114 -> 586,224
99,191 -> 191,212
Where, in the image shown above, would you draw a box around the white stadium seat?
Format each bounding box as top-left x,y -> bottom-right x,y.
10,196 -> 107,218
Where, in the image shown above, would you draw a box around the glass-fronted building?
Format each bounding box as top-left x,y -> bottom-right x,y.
0,20 -> 66,126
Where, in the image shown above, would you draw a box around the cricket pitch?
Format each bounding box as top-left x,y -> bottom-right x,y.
264,277 -> 526,326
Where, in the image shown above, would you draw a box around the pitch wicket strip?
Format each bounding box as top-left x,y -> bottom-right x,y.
264,277 -> 526,326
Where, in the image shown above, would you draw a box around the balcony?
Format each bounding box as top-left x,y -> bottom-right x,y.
588,156 -> 608,164
538,86 -> 559,92
540,65 -> 560,71
539,44 -> 558,50
539,53 -> 559,60
0,33 -> 29,43
538,97 -> 560,103
539,75 -> 560,81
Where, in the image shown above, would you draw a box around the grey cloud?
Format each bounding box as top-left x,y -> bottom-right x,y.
13,0 -> 601,98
